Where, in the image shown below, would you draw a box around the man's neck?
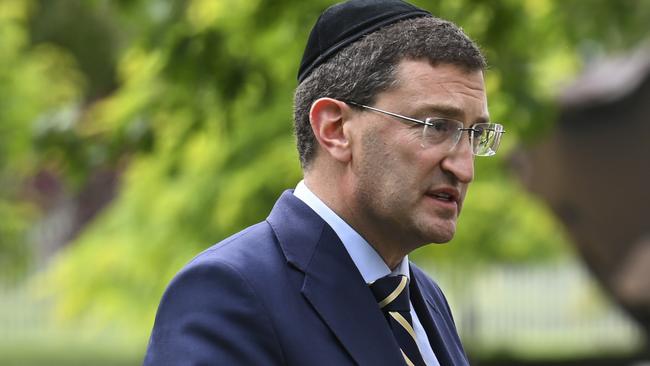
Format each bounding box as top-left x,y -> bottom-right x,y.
303,175 -> 410,270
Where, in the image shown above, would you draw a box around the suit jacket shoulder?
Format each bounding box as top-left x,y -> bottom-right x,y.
144,221 -> 288,366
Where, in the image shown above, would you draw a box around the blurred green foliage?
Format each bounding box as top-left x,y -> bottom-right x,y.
0,0 -> 85,277
0,0 -> 648,338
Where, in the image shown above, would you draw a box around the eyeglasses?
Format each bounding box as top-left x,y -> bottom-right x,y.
346,101 -> 505,157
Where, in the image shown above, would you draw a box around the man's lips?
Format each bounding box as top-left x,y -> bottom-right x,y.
425,187 -> 460,205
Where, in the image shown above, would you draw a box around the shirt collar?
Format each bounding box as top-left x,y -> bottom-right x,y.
293,180 -> 409,284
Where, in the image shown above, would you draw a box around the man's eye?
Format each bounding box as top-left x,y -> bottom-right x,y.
430,120 -> 454,132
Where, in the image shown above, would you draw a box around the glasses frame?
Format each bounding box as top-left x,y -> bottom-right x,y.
345,101 -> 505,157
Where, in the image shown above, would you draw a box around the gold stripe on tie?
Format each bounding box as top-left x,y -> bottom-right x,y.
389,311 -> 418,344
401,349 -> 416,366
377,276 -> 408,308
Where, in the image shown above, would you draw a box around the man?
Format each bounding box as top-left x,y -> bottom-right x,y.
144,0 -> 504,365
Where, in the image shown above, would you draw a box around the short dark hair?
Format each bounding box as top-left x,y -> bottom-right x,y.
293,16 -> 486,169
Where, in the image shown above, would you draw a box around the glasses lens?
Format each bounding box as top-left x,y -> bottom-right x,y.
472,123 -> 504,156
422,119 -> 463,148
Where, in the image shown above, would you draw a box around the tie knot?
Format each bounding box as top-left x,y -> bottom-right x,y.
369,275 -> 410,312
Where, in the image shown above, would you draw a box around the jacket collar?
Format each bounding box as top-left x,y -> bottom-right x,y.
410,269 -> 468,366
267,191 -> 405,365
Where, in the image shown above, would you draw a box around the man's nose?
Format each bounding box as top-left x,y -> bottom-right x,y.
440,136 -> 475,184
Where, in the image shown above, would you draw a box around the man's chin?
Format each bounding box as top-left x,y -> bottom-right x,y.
427,237 -> 454,245
421,221 -> 456,244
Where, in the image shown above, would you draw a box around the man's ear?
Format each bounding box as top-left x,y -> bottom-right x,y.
309,98 -> 353,163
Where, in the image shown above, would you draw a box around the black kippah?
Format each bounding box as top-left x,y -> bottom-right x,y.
297,0 -> 431,83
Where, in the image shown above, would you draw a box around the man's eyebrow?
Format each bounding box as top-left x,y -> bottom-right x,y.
416,104 -> 490,124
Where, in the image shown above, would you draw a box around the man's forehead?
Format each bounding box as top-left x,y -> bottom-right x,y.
393,61 -> 485,97
388,60 -> 489,121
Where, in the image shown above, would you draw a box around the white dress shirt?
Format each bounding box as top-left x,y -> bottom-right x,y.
294,180 -> 440,366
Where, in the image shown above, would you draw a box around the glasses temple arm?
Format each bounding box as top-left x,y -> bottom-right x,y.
345,101 -> 431,126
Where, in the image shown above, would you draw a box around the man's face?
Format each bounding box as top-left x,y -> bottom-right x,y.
348,59 -> 488,249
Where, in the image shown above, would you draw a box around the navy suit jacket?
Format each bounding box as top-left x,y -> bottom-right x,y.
144,191 -> 468,365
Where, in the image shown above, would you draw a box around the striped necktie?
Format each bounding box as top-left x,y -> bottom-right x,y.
370,275 -> 427,366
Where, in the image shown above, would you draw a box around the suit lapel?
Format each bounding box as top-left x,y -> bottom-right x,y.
267,191 -> 404,365
302,225 -> 405,365
410,269 -> 464,366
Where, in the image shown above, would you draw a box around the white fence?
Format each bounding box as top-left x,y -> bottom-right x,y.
423,260 -> 645,357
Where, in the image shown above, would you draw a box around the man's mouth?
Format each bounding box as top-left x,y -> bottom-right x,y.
431,192 -> 453,202
426,188 -> 459,204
